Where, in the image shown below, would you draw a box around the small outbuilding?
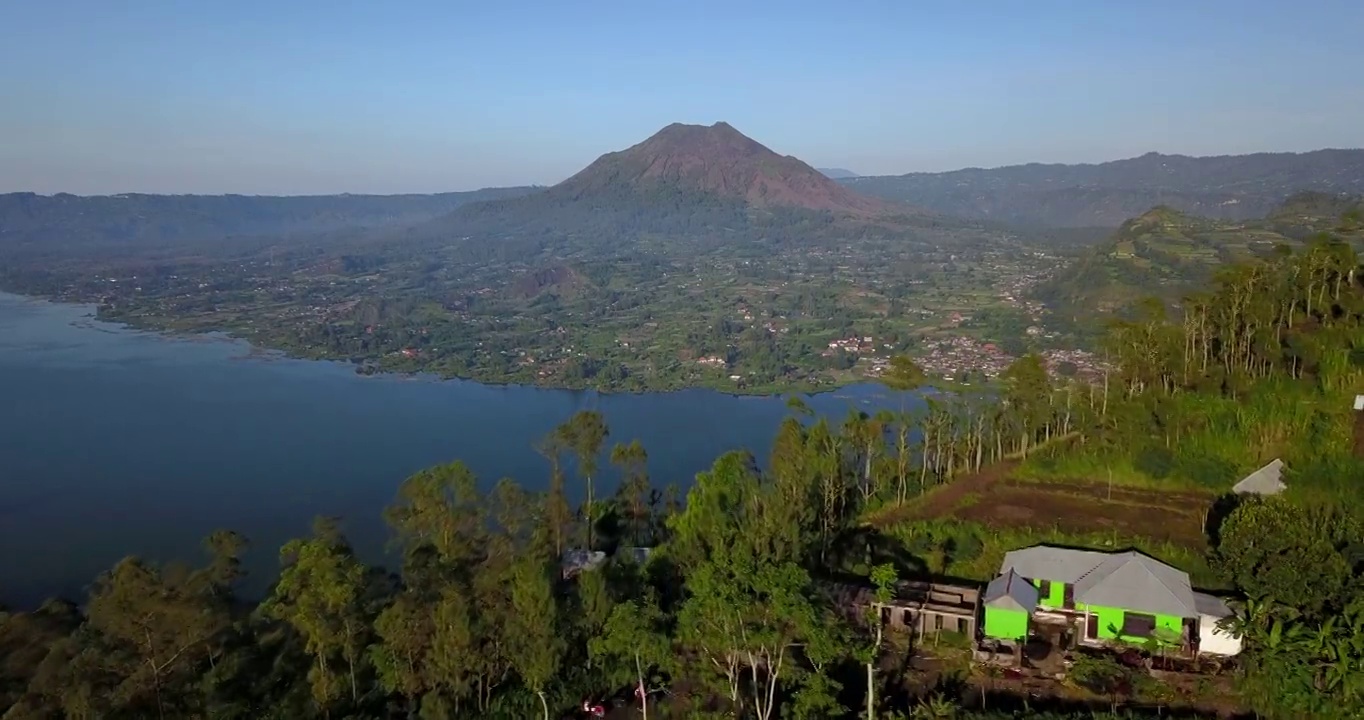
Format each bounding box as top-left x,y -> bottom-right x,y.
1231,459 -> 1285,496
981,569 -> 1038,641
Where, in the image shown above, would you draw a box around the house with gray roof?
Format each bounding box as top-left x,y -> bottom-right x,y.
980,546 -> 1238,657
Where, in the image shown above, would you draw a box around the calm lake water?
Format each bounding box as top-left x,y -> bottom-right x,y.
0,292 -> 917,606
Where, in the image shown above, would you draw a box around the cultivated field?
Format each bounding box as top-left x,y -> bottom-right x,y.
951,481 -> 1213,548
875,461 -> 1215,550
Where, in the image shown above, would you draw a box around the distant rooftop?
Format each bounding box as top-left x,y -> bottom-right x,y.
1232,459 -> 1285,496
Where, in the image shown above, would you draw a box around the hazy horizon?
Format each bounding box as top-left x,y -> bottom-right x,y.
6,144 -> 1364,199
4,0 -> 1363,195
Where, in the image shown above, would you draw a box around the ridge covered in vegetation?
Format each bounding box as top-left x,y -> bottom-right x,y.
1034,193 -> 1363,322
843,150 -> 1364,227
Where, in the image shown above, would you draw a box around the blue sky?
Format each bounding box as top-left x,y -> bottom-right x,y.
3,0 -> 1362,195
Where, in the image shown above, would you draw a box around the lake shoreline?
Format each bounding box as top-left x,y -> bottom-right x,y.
0,290 -> 926,607
9,288 -> 893,399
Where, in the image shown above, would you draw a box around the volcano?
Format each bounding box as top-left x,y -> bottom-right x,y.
550,121 -> 887,215
403,122 -> 903,259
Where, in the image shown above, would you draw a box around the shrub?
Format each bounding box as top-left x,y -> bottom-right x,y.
1133,445 -> 1175,479
1174,452 -> 1237,489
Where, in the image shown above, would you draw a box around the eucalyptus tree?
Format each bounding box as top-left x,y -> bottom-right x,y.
610,439 -> 652,545
505,557 -> 564,720
554,410 -> 610,548
879,356 -> 927,502
589,596 -> 671,720
264,518 -> 370,714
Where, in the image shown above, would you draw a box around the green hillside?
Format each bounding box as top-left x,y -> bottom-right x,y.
1035,197 -> 1360,319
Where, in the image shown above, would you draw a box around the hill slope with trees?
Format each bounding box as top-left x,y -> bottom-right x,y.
1034,194 -> 1364,320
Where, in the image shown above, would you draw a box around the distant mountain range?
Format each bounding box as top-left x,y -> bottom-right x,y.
0,187 -> 539,262
1033,192 -> 1364,317
0,123 -> 912,267
817,168 -> 860,179
842,149 -> 1364,228
6,134 -> 1363,271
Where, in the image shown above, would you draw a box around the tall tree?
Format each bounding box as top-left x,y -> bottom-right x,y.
505,558 -> 563,720
79,531 -> 245,719
554,411 -> 610,548
383,461 -> 485,573
862,564 -> 897,720
610,439 -> 651,545
589,595 -> 672,720
264,518 -> 370,714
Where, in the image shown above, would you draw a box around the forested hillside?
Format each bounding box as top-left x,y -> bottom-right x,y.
1034,194 -> 1364,321
843,150 -> 1364,227
2,214 -> 1362,718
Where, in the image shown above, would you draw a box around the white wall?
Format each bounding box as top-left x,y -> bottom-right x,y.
1198,614 -> 1242,656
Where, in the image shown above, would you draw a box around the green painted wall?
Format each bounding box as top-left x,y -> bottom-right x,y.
1079,604 -> 1182,644
983,606 -> 1029,640
1031,578 -> 1067,608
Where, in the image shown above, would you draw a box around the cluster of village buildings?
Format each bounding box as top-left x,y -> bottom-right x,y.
899,337 -> 1108,384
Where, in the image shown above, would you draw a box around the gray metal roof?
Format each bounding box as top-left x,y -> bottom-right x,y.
1231,459 -> 1285,495
1000,546 -> 1110,583
1072,551 -> 1200,618
982,568 -> 1038,613
1193,592 -> 1233,619
998,546 -> 1200,618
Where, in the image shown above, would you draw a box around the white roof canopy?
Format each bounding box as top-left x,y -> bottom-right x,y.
1232,459 -> 1286,496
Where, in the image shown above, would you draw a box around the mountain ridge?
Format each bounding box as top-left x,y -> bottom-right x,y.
843,148 -> 1364,228
0,187 -> 540,261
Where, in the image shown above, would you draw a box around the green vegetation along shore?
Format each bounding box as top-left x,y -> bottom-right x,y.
3,214 -> 1363,719
1,225 -> 1067,396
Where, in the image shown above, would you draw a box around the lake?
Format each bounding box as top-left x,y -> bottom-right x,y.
0,292 -> 918,606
